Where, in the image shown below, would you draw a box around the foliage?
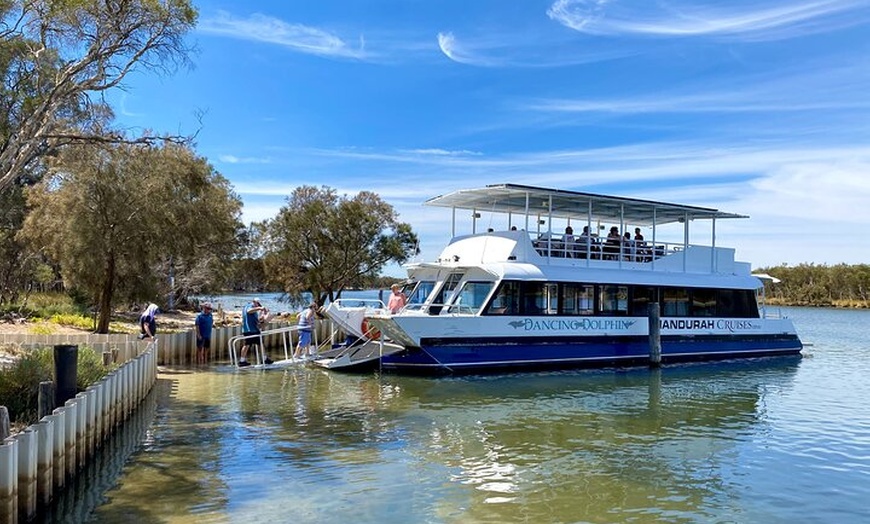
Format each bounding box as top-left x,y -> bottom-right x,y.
222,223 -> 268,292
19,142 -> 244,332
0,180 -> 41,304
262,186 -> 418,305
0,291 -> 82,316
0,345 -> 110,425
757,263 -> 870,307
0,0 -> 198,193
28,323 -> 55,335
48,313 -> 94,330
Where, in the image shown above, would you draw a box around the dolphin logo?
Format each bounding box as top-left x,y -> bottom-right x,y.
508,320 -> 525,329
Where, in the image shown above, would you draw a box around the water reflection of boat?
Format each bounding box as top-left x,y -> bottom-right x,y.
377,357 -> 802,518
323,184 -> 803,374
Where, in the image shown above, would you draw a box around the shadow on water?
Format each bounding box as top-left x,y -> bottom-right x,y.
32,373 -> 238,524
32,378 -> 167,523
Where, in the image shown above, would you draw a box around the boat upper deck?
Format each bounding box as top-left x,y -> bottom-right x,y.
423,184 -> 753,278
425,183 -> 747,227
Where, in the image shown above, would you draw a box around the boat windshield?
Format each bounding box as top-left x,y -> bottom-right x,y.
447,281 -> 495,315
407,281 -> 435,306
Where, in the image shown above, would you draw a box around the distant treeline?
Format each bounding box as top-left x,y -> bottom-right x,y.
758,263 -> 870,308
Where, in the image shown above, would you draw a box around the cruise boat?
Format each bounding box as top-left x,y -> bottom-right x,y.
320,183 -> 802,374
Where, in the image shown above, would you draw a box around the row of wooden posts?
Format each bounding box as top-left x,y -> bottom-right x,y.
0,341 -> 158,523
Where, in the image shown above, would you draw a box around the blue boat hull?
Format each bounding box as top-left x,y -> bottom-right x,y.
380,334 -> 803,374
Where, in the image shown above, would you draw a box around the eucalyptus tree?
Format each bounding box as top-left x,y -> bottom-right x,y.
0,179 -> 36,304
0,0 -> 197,193
20,142 -> 243,332
263,186 -> 418,305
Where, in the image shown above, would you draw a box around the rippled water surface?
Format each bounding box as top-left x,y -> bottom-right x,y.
73,307 -> 870,523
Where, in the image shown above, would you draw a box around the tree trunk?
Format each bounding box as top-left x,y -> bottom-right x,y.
96,253 -> 116,333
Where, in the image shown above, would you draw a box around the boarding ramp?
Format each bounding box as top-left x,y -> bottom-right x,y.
317,299 -> 405,371
228,324 -> 332,369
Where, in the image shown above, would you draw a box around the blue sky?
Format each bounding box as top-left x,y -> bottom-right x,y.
108,0 -> 870,272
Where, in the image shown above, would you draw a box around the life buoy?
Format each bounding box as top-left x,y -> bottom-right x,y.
361,318 -> 381,340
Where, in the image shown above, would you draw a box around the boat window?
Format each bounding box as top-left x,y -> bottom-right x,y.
484,281 -> 521,315
599,285 -> 628,315
407,281 -> 435,306
717,289 -> 759,318
662,288 -> 690,316
450,281 -> 494,314
521,282 -> 558,315
691,288 -> 717,317
630,286 -> 658,316
429,273 -> 464,315
563,283 -> 595,316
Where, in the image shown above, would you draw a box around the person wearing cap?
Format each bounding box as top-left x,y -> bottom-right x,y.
293,302 -> 318,360
239,298 -> 272,367
195,302 -> 214,365
138,303 -> 159,340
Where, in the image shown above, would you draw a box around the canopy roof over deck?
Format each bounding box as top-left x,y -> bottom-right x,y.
424,183 -> 747,226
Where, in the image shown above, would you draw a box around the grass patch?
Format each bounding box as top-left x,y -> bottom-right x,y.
28,324 -> 56,335
49,313 -> 94,330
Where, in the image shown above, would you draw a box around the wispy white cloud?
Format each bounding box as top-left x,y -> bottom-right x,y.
437,32 -> 490,66
436,30 -> 630,67
218,155 -> 272,164
399,148 -> 483,156
522,59 -> 870,119
117,93 -> 144,118
199,11 -> 366,58
547,0 -> 870,42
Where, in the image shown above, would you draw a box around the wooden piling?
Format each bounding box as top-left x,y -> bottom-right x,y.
648,302 -> 662,367
0,408 -> 8,443
38,382 -> 56,420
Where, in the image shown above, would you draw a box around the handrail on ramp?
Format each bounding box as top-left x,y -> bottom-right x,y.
228,324 -> 295,367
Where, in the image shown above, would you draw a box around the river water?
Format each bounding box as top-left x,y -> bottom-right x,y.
50,307 -> 870,523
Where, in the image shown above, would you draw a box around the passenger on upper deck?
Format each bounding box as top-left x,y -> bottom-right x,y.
623,232 -> 636,261
535,230 -> 554,256
576,226 -> 594,259
634,227 -> 649,261
563,226 -> 575,257
603,226 -> 621,260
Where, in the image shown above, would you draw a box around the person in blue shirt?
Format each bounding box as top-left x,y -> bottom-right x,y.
195,302 -> 214,365
238,298 -> 272,367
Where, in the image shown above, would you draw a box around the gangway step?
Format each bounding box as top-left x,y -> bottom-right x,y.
312,340 -> 405,372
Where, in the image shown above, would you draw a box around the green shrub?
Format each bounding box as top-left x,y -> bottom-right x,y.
0,345 -> 112,426
1,292 -> 85,319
